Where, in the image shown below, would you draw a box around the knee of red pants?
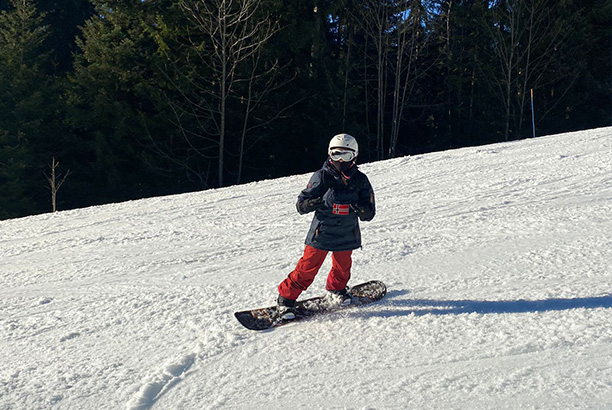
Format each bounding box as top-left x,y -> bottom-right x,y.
326,250 -> 352,291
278,246 -> 328,300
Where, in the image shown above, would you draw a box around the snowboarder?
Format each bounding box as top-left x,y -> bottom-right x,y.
276,134 -> 376,319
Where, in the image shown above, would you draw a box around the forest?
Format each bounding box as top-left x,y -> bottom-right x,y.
0,0 -> 610,220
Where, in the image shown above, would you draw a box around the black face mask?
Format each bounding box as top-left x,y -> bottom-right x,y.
331,159 -> 354,173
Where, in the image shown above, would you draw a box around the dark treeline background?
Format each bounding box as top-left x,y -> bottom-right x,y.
0,0 -> 610,220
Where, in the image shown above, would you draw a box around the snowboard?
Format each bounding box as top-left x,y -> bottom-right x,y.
234,280 -> 386,331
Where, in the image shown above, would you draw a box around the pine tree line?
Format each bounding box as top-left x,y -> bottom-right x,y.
0,0 -> 610,219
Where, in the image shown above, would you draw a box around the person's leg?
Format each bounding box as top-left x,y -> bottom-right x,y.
278,245 -> 328,301
326,250 -> 353,291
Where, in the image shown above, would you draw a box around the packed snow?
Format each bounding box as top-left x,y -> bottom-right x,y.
1,127 -> 612,410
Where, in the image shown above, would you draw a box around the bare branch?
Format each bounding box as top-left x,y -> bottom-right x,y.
45,157 -> 70,213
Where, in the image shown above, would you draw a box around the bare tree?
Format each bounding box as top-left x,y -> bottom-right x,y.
388,0 -> 432,158
235,52 -> 300,184
178,0 -> 278,187
352,0 -> 391,160
486,0 -> 571,140
45,157 -> 70,213
349,0 -> 433,159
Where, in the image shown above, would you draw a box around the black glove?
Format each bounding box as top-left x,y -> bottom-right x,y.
298,197 -> 323,213
351,203 -> 375,221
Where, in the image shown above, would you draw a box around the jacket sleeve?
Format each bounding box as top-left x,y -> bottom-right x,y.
357,174 -> 376,221
296,170 -> 328,214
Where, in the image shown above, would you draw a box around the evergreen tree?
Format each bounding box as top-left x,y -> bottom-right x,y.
0,0 -> 63,219
67,0 -> 183,206
33,0 -> 95,74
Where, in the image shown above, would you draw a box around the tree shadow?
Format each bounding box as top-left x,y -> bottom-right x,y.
368,289 -> 612,318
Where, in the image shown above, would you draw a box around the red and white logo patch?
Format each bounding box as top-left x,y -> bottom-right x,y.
332,203 -> 350,215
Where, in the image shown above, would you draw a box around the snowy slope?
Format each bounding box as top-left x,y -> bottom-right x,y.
1,127 -> 612,410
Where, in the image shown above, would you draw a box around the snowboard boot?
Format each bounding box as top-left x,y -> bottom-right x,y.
277,295 -> 297,320
324,287 -> 353,307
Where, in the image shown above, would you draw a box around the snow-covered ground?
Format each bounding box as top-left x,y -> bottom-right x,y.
1,127 -> 612,410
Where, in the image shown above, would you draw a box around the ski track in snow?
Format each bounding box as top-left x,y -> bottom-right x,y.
1,127 -> 612,409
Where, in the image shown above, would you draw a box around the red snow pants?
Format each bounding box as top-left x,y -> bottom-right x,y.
278,245 -> 352,301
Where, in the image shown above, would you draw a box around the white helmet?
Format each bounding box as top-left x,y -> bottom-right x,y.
328,133 -> 358,157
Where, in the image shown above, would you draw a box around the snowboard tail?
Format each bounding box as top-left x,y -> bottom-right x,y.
234,280 -> 386,331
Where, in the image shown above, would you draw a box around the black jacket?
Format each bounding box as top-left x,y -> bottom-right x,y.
297,160 -> 375,251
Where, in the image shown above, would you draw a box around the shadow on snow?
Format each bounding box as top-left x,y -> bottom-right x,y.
370,289 -> 612,317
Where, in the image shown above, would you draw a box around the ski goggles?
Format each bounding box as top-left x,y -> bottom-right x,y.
329,150 -> 356,162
